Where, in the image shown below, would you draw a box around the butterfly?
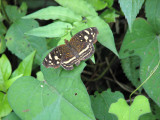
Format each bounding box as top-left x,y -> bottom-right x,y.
43,27 -> 99,70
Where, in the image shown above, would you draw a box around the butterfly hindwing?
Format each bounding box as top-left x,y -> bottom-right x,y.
60,45 -> 78,70
43,45 -> 63,68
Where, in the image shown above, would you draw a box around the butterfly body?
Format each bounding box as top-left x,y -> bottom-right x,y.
43,27 -> 99,70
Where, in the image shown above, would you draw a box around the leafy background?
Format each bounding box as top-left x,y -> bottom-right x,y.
0,0 -> 160,120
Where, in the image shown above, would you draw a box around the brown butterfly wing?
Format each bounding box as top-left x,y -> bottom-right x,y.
43,45 -> 64,69
69,27 -> 98,61
60,45 -> 79,70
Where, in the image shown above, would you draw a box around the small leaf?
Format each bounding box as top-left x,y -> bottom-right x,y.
85,0 -> 108,11
90,89 -> 124,120
0,35 -> 6,54
0,54 -> 11,91
5,5 -> 26,22
87,16 -> 118,56
2,112 -> 21,120
0,92 -> 12,118
55,0 -> 97,16
11,51 -> 36,78
36,71 -> 44,81
145,0 -> 160,34
23,6 -> 81,23
109,95 -> 151,120
0,22 -> 7,35
118,0 -> 144,31
72,21 -> 89,35
5,74 -> 23,90
26,21 -> 72,38
5,19 -> 47,65
100,9 -> 119,23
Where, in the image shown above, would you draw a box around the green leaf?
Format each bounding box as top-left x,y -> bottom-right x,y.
8,63 -> 96,120
26,21 -> 72,38
100,9 -> 119,23
85,0 -> 108,11
5,19 -> 47,65
105,0 -> 114,7
55,0 -> 97,16
0,35 -> 6,54
2,112 -> 21,120
121,56 -> 141,91
145,0 -> 160,34
23,6 -> 81,23
119,18 -> 160,106
109,95 -> 151,120
72,21 -> 89,35
87,16 -> 118,56
0,54 -> 11,91
0,92 -> 12,118
11,50 -> 36,78
118,0 -> 144,31
90,89 -> 124,120
36,71 -> 44,81
0,22 -> 7,35
5,5 -> 26,22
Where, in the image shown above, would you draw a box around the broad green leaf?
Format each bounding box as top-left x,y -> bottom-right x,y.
87,16 -> 118,56
145,0 -> 160,34
100,9 -> 119,23
5,19 -> 47,65
0,22 -> 7,35
36,71 -> 44,81
2,112 -> 21,120
11,51 -> 36,78
0,35 -> 6,54
0,92 -> 12,118
119,18 -> 160,106
85,0 -> 108,11
0,54 -> 11,92
23,6 -> 81,23
55,0 -> 97,16
90,89 -> 124,120
5,5 -> 26,22
8,63 -> 96,120
118,0 -> 144,31
109,95 -> 151,120
121,56 -> 141,91
26,21 -> 72,38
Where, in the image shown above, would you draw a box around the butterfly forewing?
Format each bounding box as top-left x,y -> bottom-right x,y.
70,27 -> 98,60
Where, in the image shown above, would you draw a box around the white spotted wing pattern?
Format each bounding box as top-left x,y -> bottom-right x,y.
43,27 -> 99,70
